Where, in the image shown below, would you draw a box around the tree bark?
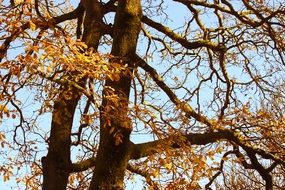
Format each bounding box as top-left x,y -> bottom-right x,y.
89,0 -> 142,189
42,88 -> 80,190
42,1 -> 103,189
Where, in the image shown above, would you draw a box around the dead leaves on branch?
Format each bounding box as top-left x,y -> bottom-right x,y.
1,32 -> 133,114
20,38 -> 129,83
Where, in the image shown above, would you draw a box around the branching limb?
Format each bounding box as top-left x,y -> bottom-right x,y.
244,147 -> 273,190
131,129 -> 235,159
218,50 -> 232,120
142,16 -> 226,52
135,54 -> 214,127
131,124 -> 285,167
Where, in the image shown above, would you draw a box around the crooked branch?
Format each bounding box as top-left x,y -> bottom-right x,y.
142,16 -> 226,52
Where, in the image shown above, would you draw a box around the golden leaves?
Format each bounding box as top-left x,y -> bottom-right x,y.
14,0 -> 24,5
0,105 -> 8,114
0,105 -> 16,120
0,165 -> 13,183
0,133 -> 6,149
28,20 -> 36,31
3,171 -> 11,182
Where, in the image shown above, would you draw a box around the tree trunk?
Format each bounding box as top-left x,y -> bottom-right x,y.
89,0 -> 142,189
42,87 -> 80,190
42,1 -> 103,189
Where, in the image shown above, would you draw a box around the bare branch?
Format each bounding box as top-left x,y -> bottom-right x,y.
142,16 -> 226,52
135,54 -> 214,127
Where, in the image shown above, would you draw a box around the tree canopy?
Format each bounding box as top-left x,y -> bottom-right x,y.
0,0 -> 285,189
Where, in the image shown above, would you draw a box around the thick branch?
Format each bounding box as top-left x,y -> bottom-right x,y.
131,126 -> 285,170
70,157 -> 96,173
131,129 -> 234,159
244,147 -> 273,190
69,128 -> 285,173
102,0 -> 117,14
53,3 -> 84,24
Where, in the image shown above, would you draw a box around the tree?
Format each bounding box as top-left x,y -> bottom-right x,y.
0,0 -> 285,189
